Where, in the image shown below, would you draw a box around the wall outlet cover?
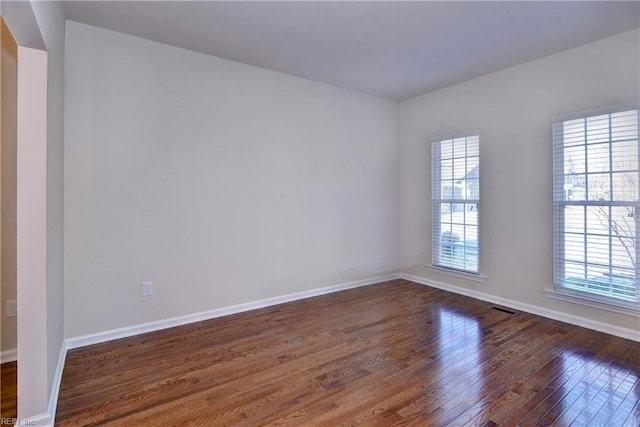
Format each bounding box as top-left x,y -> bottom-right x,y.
142,281 -> 154,297
6,300 -> 17,317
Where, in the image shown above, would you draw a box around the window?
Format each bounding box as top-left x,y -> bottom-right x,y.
553,104 -> 639,308
432,132 -> 480,274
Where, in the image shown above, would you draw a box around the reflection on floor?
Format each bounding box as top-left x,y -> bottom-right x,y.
56,279 -> 639,426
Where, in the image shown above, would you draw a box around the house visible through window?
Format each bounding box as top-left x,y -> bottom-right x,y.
553,104 -> 639,307
432,133 -> 480,274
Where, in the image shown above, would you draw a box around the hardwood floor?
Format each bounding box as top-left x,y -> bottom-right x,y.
1,361 -> 17,424
56,279 -> 640,426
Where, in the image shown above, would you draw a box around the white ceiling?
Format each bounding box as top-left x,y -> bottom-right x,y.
62,1 -> 640,101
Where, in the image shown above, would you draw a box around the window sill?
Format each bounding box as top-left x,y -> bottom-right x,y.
544,288 -> 640,318
426,265 -> 487,283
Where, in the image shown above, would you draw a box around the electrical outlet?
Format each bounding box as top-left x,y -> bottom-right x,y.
6,300 -> 17,318
142,281 -> 154,297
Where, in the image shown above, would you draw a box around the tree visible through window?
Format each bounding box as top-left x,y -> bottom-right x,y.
432,133 -> 480,274
553,105 -> 639,305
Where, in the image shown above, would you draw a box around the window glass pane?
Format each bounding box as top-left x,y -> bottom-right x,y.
586,143 -> 610,172
612,172 -> 638,202
611,267 -> 636,300
445,180 -> 458,200
451,224 -> 464,239
586,173 -> 611,201
611,238 -> 635,271
564,233 -> 585,263
464,204 -> 478,225
611,110 -> 638,141
449,202 -> 464,216
585,265 -> 610,294
439,229 -> 456,258
440,202 -> 452,216
586,264 -> 609,281
586,206 -> 610,235
453,158 -> 466,182
466,139 -> 479,156
453,138 -> 466,158
462,247 -> 478,272
564,206 -> 585,233
565,176 -> 586,201
439,222 -> 452,235
464,179 -> 479,201
564,145 -> 585,175
466,157 -> 479,174
611,139 -> 638,168
565,261 -> 585,280
610,205 -> 636,270
467,156 -> 479,169
441,159 -> 453,181
563,119 -> 585,146
464,224 -> 477,243
586,234 -> 610,265
441,139 -> 453,159
586,115 -> 610,144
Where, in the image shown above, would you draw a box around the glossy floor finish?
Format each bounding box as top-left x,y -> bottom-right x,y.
56,280 -> 639,426
1,361 -> 17,423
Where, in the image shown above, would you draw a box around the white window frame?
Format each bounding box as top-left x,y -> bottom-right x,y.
431,131 -> 480,276
552,102 -> 639,311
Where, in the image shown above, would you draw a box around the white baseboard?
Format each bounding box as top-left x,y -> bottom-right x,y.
22,342 -> 66,427
400,272 -> 640,342
48,342 -> 67,425
66,273 -> 401,350
1,348 -> 17,363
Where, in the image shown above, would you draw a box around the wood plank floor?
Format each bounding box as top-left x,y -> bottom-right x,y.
56,279 -> 640,426
1,361 -> 17,424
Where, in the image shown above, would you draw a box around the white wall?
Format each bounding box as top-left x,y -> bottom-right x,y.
398,29 -> 640,333
64,22 -> 398,338
2,1 -> 65,422
1,14 -> 18,356
16,44 -> 48,420
65,21 -> 638,341
31,0 -> 66,411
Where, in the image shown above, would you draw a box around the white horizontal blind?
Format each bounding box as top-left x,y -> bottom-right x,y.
432,133 -> 480,274
553,106 -> 639,304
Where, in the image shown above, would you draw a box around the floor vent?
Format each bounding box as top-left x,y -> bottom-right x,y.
491,306 -> 517,315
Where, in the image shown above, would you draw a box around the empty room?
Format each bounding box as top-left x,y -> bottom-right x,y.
0,1 -> 639,426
